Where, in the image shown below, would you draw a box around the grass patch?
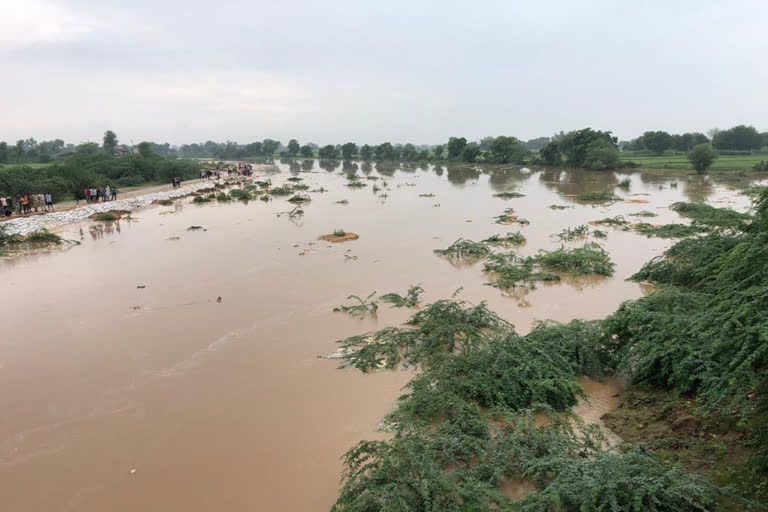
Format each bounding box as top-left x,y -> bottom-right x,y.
630,210 -> 658,218
593,229 -> 607,238
346,181 -> 367,188
495,208 -> 530,225
287,177 -> 303,182
216,192 -> 231,201
193,195 -> 212,203
228,188 -> 252,201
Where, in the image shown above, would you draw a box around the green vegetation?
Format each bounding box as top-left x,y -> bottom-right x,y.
495,208 -> 530,225
483,252 -> 560,289
593,229 -> 607,238
539,128 -> 621,169
333,292 -> 379,317
380,285 -> 424,308
269,185 -> 293,196
287,193 -> 310,203
329,191 -> 768,511
216,192 -> 231,201
534,242 -> 615,276
433,238 -> 491,258
688,143 -> 719,173
333,229 -> 346,237
630,210 -> 658,217
493,191 -> 525,199
0,226 -> 62,249
482,232 -> 526,246
633,223 -> 708,238
554,224 -> 590,241
228,188 -> 253,201
617,177 -> 631,188
670,201 -> 750,229
91,212 -> 120,221
575,190 -> 619,203
592,215 -> 629,226
346,181 -> 367,188
193,195 -> 212,203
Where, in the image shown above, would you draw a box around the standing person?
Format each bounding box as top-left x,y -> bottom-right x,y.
20,194 -> 28,214
38,192 -> 45,211
111,186 -> 117,201
85,188 -> 91,203
45,192 -> 53,211
105,185 -> 111,201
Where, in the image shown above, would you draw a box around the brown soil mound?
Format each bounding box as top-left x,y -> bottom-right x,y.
318,232 -> 359,243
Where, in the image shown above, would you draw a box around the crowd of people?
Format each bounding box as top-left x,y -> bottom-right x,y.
83,186 -> 117,203
200,163 -> 254,181
1,193 -> 55,217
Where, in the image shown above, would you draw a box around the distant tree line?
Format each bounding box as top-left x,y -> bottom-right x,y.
2,125 -> 766,182
623,125 -> 767,154
0,131 -> 199,200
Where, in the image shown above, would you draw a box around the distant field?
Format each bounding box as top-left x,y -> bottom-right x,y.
621,152 -> 767,172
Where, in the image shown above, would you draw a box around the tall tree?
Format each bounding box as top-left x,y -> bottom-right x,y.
103,130 -> 118,154
688,143 -> 718,173
318,145 -> 338,159
447,137 -> 467,160
262,139 -> 280,156
0,141 -> 8,163
14,140 -> 24,164
375,142 -> 395,161
641,131 -> 673,155
287,139 -> 300,156
300,145 -> 314,157
712,125 -> 762,150
341,142 -> 358,160
360,144 -> 373,161
487,136 -> 528,164
433,145 -> 444,160
137,141 -> 153,158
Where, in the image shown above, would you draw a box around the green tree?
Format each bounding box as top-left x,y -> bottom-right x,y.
245,141 -> 263,156
137,141 -> 154,158
360,144 -> 373,161
687,143 -> 718,173
300,145 -> 314,157
446,137 -> 467,160
14,140 -> 24,165
287,139 -> 300,156
641,130 -> 673,155
433,145 -> 444,160
487,136 -> 528,164
712,125 -> 762,150
318,145 -> 339,159
0,141 -> 8,163
375,142 -> 394,161
462,143 -> 481,163
401,143 -> 418,161
341,142 -> 358,160
103,130 -> 118,155
262,139 -> 280,156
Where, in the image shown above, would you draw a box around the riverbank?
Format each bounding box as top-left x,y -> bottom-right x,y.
0,175 -> 253,236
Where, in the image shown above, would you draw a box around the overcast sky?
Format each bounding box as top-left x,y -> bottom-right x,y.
1,0 -> 766,146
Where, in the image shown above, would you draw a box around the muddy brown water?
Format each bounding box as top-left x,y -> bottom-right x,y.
0,163 -> 757,511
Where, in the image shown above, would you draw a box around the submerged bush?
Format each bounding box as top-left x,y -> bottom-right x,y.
633,223 -> 708,238
533,242 -> 615,276
434,238 -> 491,258
483,252 -> 559,289
482,232 -> 526,246
381,285 -> 423,308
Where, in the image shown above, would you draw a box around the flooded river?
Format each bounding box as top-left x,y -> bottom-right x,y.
0,162 -> 756,510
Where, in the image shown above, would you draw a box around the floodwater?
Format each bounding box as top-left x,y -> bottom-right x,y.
0,162 -> 757,511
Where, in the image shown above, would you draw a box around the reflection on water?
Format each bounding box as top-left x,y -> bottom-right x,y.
0,162 -> 759,511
